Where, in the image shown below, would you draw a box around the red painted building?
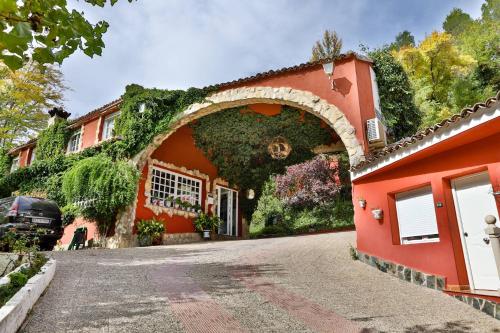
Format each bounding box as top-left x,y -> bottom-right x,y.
8,53 -> 383,247
351,93 -> 500,299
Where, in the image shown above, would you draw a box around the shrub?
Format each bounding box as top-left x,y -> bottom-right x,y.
137,219 -> 165,246
8,271 -> 28,288
275,155 -> 341,209
62,155 -> 139,237
251,177 -> 284,228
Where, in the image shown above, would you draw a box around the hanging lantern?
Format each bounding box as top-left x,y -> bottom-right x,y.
268,136 -> 292,160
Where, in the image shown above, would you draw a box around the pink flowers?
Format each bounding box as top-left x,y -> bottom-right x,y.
275,155 -> 342,208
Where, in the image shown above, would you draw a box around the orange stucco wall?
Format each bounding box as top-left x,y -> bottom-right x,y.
134,124 -> 241,234
223,58 -> 376,152
18,148 -> 30,168
353,122 -> 500,288
81,118 -> 99,149
59,218 -> 98,246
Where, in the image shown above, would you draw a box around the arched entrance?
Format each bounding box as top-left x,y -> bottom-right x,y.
110,87 -> 366,247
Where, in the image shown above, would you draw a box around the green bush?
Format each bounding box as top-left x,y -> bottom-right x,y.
62,155 -> 139,237
137,219 -> 165,246
8,271 -> 28,288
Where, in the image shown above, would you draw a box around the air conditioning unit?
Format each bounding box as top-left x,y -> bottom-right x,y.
366,118 -> 386,147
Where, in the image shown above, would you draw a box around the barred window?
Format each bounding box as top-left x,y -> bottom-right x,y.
150,167 -> 201,206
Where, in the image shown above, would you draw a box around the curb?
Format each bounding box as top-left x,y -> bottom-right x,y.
0,258 -> 56,333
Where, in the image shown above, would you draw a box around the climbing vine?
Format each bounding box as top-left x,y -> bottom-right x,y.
0,84 -> 212,233
36,119 -> 70,161
114,84 -> 212,158
192,106 -> 335,217
62,155 -> 139,236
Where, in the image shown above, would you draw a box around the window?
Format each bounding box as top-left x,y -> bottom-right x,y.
395,186 -> 439,244
150,167 -> 201,207
10,156 -> 19,172
102,112 -> 119,141
28,148 -> 36,165
67,129 -> 81,153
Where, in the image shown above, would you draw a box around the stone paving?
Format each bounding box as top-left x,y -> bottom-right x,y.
21,232 -> 500,333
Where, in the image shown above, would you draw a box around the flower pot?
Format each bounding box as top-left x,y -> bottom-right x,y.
202,230 -> 211,240
138,234 -> 152,247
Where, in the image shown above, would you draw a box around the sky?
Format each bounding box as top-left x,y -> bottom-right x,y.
62,0 -> 485,117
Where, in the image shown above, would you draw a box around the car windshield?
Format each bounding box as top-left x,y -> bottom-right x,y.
0,197 -> 15,215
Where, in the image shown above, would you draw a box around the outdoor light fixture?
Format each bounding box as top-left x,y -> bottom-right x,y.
358,198 -> 367,208
246,189 -> 255,200
371,208 -> 383,220
322,62 -> 337,90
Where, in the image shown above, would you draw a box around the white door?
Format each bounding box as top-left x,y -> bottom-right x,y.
452,172 -> 500,290
216,186 -> 238,236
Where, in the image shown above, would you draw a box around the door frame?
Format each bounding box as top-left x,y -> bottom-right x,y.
451,171 -> 493,290
215,185 -> 239,237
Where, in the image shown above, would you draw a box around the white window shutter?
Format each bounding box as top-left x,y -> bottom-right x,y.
395,186 -> 439,243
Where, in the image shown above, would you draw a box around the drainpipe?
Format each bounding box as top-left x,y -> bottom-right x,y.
484,215 -> 500,289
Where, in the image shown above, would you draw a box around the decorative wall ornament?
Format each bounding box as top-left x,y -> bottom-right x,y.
268,136 -> 292,160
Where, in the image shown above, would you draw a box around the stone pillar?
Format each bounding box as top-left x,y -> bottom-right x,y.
484,215 -> 500,289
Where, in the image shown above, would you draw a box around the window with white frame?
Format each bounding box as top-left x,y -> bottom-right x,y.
102,112 -> 119,141
67,129 -> 81,153
150,167 -> 201,207
10,156 -> 20,172
395,186 -> 440,244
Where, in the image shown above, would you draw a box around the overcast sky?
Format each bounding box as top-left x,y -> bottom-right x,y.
62,0 -> 484,117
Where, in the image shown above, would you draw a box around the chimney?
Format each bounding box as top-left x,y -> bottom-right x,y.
47,107 -> 71,127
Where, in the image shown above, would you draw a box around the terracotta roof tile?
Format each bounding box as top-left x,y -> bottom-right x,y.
204,52 -> 372,90
351,91 -> 500,171
9,53 -> 370,153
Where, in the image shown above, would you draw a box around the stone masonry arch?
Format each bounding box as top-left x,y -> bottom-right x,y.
110,86 -> 366,248
133,86 -> 365,170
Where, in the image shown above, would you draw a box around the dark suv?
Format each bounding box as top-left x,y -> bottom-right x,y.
0,196 -> 63,250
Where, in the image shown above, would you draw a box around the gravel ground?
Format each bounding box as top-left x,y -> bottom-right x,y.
20,231 -> 500,333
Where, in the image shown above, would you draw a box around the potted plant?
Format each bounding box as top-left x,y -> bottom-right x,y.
165,196 -> 173,208
137,219 -> 166,246
174,197 -> 182,209
194,213 -> 220,240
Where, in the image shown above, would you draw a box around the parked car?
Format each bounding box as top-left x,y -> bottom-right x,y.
0,196 -> 63,251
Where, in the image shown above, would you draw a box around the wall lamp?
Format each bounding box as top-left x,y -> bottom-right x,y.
322,62 -> 337,90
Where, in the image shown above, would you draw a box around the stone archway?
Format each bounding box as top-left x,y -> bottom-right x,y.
110,86 -> 366,248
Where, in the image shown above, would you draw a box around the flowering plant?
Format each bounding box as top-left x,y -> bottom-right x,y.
275,155 -> 341,208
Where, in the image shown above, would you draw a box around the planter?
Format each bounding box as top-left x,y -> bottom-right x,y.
202,230 -> 211,240
138,234 -> 152,247
0,259 -> 56,333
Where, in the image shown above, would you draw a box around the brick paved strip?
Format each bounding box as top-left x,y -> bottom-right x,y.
152,264 -> 247,333
234,269 -> 363,333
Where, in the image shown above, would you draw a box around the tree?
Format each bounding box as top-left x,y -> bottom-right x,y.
394,32 -> 475,127
311,30 -> 343,61
0,61 -> 66,149
443,8 -> 473,36
368,47 -> 421,140
454,1 -> 499,92
0,0 -> 133,70
392,30 -> 415,50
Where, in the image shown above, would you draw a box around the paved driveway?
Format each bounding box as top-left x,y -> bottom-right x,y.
21,232 -> 499,333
